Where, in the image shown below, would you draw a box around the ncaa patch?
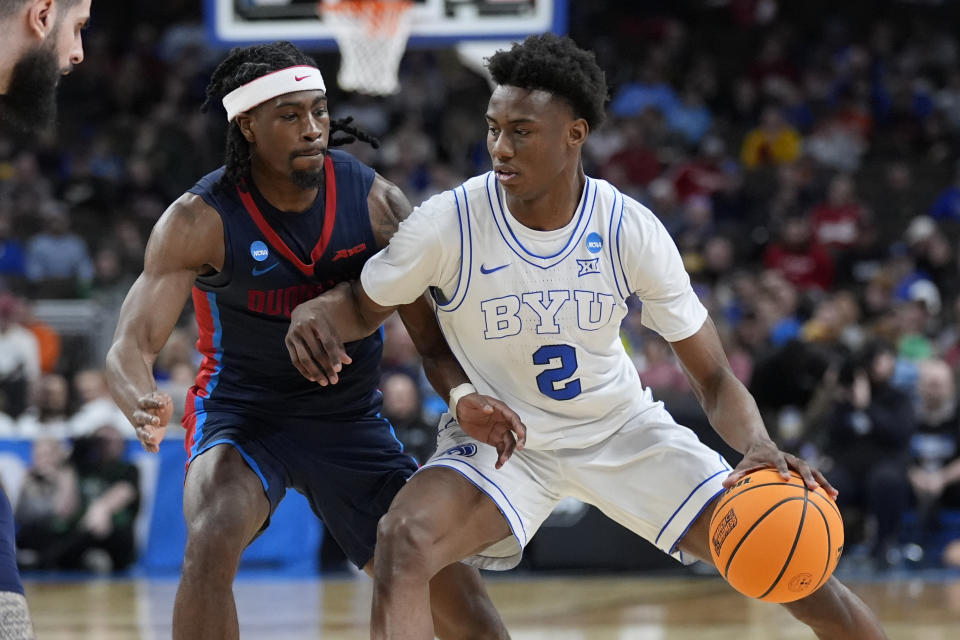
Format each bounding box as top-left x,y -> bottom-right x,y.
585,232 -> 603,254
444,444 -> 478,457
250,240 -> 269,262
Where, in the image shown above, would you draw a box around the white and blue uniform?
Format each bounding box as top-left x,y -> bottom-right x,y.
361,173 -> 731,569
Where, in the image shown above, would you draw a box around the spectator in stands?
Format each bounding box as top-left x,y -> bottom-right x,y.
748,35 -> 799,98
801,290 -> 864,351
0,293 -> 39,418
762,214 -> 835,292
908,359 -> 960,553
671,134 -> 733,205
609,63 -> 677,120
17,373 -> 71,439
757,269 -> 803,347
381,371 -> 433,466
25,202 -> 95,298
811,174 -> 867,254
600,116 -> 661,192
19,301 -> 60,375
69,369 -> 127,437
666,83 -> 712,146
27,426 -> 139,572
928,161 -> 960,222
806,117 -> 867,172
380,314 -> 420,381
15,438 -> 79,570
740,105 -> 802,169
817,341 -> 915,568
637,333 -> 689,394
902,216 -> 956,303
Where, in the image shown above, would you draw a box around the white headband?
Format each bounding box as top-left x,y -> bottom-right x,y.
221,65 -> 326,122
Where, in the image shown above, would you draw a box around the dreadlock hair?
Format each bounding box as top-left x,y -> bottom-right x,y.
201,41 -> 379,188
486,33 -> 609,130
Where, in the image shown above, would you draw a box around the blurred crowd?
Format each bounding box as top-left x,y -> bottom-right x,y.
3,0 -> 960,573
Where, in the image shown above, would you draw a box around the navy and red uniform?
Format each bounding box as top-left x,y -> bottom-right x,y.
183,149 -> 416,568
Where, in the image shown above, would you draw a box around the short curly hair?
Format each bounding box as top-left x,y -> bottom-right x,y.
486,33 -> 609,130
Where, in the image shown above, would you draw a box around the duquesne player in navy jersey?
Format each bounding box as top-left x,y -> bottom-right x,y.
1,1 -> 91,637
287,35 -> 888,640
105,42 -> 520,640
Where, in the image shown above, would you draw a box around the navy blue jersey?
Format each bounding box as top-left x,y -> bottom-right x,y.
183,150 -> 382,431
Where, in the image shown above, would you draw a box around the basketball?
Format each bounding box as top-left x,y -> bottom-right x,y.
709,468 -> 844,603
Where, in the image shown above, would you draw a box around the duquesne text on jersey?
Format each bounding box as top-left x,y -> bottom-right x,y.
248,282 -> 333,318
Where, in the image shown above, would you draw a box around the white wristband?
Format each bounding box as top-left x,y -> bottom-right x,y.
449,383 -> 477,421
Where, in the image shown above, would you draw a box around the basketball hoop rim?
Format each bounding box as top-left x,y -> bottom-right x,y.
320,0 -> 415,18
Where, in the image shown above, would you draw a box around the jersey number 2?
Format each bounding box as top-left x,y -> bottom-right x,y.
533,344 -> 582,400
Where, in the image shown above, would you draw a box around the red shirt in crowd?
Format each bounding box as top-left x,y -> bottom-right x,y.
763,242 -> 835,291
811,202 -> 864,251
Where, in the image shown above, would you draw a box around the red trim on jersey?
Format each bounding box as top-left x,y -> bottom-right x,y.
236,154 -> 338,277
192,287 -> 218,396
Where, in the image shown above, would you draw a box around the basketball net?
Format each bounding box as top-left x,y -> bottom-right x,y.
321,0 -> 414,95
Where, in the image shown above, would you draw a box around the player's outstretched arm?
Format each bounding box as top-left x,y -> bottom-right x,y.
671,316 -> 835,496
105,194 -> 223,453
286,279 -> 395,384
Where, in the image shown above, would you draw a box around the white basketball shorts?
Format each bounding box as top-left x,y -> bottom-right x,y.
419,404 -> 732,570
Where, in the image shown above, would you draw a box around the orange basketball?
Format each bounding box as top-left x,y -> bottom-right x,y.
708,468 -> 844,603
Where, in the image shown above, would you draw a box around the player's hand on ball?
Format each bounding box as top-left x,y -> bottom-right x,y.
132,391 -> 173,453
286,285 -> 353,385
455,393 -> 526,469
724,438 -> 837,498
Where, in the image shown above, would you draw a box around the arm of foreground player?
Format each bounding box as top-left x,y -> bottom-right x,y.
286,279 -> 526,466
670,317 -> 837,497
397,293 -> 526,468
285,279 -> 388,385
105,194 -> 223,452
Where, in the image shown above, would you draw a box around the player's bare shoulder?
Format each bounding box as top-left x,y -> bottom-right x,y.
367,174 -> 414,249
367,175 -> 472,250
146,192 -> 225,275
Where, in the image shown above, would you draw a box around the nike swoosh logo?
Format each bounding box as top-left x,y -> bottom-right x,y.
479,263 -> 510,274
252,263 -> 279,276
295,75 -> 310,81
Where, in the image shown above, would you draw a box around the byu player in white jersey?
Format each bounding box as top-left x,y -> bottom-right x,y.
285,34 -> 886,640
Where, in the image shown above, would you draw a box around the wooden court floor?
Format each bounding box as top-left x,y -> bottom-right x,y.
25,573 -> 960,639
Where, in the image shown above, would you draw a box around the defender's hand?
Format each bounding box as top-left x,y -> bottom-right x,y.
455,394 -> 527,469
132,391 -> 172,454
723,439 -> 837,498
286,288 -> 353,385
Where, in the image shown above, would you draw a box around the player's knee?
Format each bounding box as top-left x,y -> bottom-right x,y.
183,500 -> 260,565
376,510 -> 436,574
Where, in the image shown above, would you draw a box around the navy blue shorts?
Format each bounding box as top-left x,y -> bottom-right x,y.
184,405 -> 417,569
0,488 -> 24,594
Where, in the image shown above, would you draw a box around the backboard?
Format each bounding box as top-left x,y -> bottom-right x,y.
206,0 -> 566,49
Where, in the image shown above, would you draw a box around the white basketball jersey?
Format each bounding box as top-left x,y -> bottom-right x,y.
362,172 -> 708,450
